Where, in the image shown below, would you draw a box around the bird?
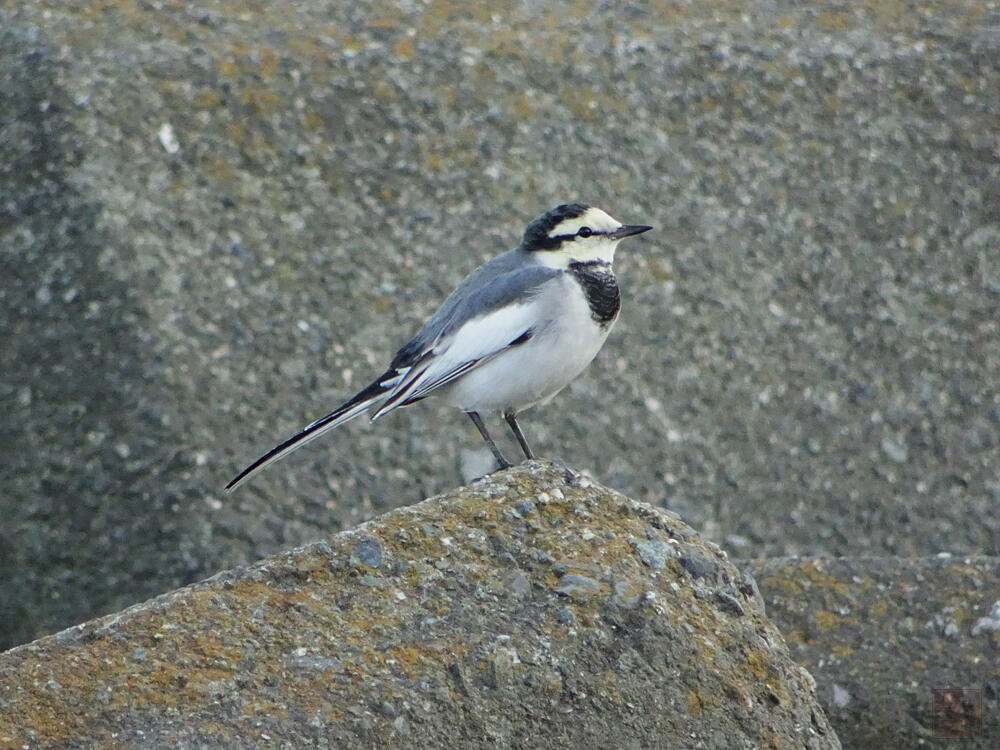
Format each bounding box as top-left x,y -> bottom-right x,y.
226,203 -> 652,491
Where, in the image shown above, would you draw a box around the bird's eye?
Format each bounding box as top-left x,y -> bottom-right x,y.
577,226 -> 593,238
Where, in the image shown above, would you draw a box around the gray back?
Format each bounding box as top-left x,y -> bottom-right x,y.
390,249 -> 561,369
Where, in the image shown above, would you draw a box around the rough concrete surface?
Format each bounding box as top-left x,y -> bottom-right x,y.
0,463 -> 839,749
747,556 -> 1000,749
0,0 -> 997,665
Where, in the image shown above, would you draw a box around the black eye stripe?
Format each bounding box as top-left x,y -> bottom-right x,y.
551,228 -> 605,242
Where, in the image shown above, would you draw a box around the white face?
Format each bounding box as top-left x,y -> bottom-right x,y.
537,207 -> 628,267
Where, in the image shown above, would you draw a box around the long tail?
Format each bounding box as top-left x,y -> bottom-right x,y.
225,375 -> 396,492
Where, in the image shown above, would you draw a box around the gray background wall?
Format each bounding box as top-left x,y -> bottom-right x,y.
1,0 -> 997,651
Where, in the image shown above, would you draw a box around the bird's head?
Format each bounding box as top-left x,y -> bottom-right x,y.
521,203 -> 652,267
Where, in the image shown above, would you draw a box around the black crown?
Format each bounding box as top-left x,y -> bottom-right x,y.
522,203 -> 590,251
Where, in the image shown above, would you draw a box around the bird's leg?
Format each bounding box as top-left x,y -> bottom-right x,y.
466,411 -> 512,469
504,412 -> 534,461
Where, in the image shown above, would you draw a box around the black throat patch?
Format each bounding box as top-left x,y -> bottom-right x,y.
568,260 -> 620,327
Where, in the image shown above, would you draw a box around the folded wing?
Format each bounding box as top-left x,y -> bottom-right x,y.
226,262 -> 562,490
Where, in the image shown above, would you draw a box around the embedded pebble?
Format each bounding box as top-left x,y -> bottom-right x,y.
635,540 -> 674,570
610,580 -> 642,609
283,650 -> 344,672
881,435 -> 908,464
679,553 -> 715,579
715,591 -> 745,617
509,571 -> 532,599
555,607 -> 576,625
554,574 -> 601,598
514,500 -> 536,517
354,537 -> 383,569
971,601 -> 1000,636
832,684 -> 851,708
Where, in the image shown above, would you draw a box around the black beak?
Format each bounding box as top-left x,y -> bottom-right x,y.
609,224 -> 653,240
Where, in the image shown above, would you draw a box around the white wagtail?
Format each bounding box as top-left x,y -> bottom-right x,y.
226,203 -> 651,491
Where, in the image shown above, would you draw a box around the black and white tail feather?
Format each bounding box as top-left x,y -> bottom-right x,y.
224,376 -> 389,492
225,327 -> 535,491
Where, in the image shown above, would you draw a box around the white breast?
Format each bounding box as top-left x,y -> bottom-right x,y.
438,273 -> 614,413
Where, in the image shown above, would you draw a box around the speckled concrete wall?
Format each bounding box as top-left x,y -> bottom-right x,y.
1,8 -> 997,742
